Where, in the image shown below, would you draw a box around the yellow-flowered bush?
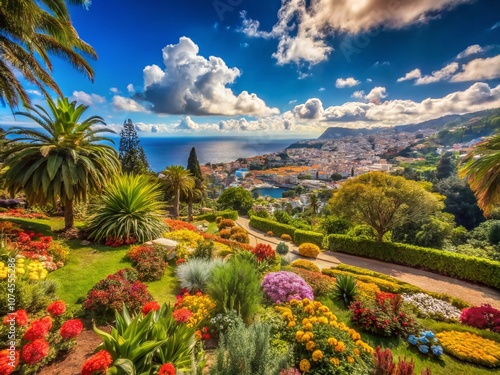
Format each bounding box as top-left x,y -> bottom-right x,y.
276,298 -> 373,373
290,259 -> 321,273
174,292 -> 216,328
436,331 -> 500,368
356,281 -> 381,300
0,259 -> 48,281
164,229 -> 203,248
298,243 -> 320,259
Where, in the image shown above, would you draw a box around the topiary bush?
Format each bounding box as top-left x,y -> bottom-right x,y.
293,229 -> 324,247
276,242 -> 289,256
298,243 -> 320,259
290,259 -> 320,272
217,218 -> 236,230
219,228 -> 231,239
281,234 -> 292,241
249,216 -> 296,238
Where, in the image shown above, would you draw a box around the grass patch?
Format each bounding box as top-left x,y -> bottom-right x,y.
206,222 -> 219,234
145,259 -> 179,304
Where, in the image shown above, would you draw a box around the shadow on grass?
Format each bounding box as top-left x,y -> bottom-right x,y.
1,217 -> 57,236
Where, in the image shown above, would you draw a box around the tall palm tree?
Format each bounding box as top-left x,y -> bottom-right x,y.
0,0 -> 96,108
160,165 -> 195,218
309,192 -> 319,217
2,97 -> 120,230
459,131 -> 500,215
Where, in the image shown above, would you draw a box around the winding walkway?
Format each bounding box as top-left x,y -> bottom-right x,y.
236,216 -> 500,308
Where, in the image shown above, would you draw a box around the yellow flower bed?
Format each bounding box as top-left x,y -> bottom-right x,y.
290,259 -> 321,273
356,281 -> 381,299
175,293 -> 216,328
0,259 -> 48,280
164,229 -> 203,248
436,331 -> 500,368
276,298 -> 373,373
298,243 -> 320,259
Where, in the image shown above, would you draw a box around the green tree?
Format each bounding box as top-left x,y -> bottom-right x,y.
118,119 -> 150,175
436,152 -> 456,180
459,131 -> 500,215
331,173 -> 343,181
329,172 -> 443,241
186,147 -> 204,221
217,187 -> 253,215
161,165 -> 195,218
308,192 -> 319,217
2,97 -> 120,229
0,0 -> 96,109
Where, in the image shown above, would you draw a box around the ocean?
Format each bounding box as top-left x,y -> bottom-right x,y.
124,136 -> 301,172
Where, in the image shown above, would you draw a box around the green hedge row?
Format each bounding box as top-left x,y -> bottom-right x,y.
249,216 -> 296,237
327,234 -> 500,289
195,210 -> 238,222
294,229 -> 324,247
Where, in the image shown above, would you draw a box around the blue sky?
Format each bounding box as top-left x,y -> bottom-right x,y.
2,0 -> 500,137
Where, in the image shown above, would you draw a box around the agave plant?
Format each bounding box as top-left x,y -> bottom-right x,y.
87,174 -> 167,243
331,274 -> 358,308
175,258 -> 223,293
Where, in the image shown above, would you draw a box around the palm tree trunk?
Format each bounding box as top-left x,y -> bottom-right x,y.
188,197 -> 193,222
64,197 -> 74,230
377,230 -> 384,242
174,188 -> 180,218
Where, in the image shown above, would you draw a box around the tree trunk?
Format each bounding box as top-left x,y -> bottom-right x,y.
174,188 -> 180,218
188,197 -> 193,222
64,197 -> 74,230
377,230 -> 384,242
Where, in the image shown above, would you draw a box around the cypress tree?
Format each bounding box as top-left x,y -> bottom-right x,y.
186,147 -> 204,221
118,119 -> 150,174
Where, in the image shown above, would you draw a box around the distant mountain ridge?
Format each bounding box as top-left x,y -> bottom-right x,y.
318,108 -> 500,140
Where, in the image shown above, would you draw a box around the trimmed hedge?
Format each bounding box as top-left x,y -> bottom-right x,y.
249,216 -> 296,237
327,234 -> 500,290
294,229 -> 324,247
195,210 -> 238,222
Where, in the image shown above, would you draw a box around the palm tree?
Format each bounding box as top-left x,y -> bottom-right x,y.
160,165 -> 195,218
309,192 -> 320,217
2,97 -> 120,230
0,0 -> 96,108
459,131 -> 500,215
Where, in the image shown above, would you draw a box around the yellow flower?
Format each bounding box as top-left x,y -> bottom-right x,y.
328,337 -> 338,346
302,298 -> 311,305
296,331 -> 304,341
310,317 -> 318,324
299,359 -> 311,372
351,331 -> 361,341
329,320 -> 339,328
354,349 -> 360,356
287,320 -> 296,328
306,341 -> 316,351
330,357 -> 340,366
302,332 -> 314,342
302,318 -> 310,325
303,323 -> 313,331
318,317 -> 328,324
347,356 -> 355,363
312,350 -> 323,361
334,342 -> 346,353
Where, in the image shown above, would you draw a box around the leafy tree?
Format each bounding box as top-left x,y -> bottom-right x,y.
273,210 -> 292,224
308,192 -> 319,216
118,119 -> 150,175
436,152 -> 456,180
331,173 -> 343,181
186,147 -> 204,221
160,165 -> 195,218
434,175 -> 484,230
0,0 -> 96,108
2,97 -> 120,230
459,131 -> 500,215
321,216 -> 351,235
217,187 -> 253,215
329,172 -> 443,241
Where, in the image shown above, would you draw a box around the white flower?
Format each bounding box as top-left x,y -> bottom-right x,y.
403,293 -> 461,322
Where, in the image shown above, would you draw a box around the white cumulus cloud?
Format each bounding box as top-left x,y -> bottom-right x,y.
456,44 -> 486,59
335,77 -> 361,88
70,91 -> 106,106
139,37 -> 278,116
112,96 -> 147,112
397,63 -> 460,85
451,55 -> 500,82
293,98 -> 324,119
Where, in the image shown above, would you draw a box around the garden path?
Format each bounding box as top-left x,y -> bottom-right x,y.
236,216 -> 500,309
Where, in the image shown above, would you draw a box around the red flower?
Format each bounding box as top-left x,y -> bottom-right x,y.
23,317 -> 52,342
47,300 -> 66,317
142,301 -> 161,315
3,310 -> 29,327
60,319 -> 84,339
175,258 -> 186,265
0,349 -> 19,375
81,350 -> 113,375
158,362 -> 176,375
201,327 -> 211,341
172,308 -> 193,324
21,339 -> 49,365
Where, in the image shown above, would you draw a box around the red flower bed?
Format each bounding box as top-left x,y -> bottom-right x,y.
21,339 -> 50,365
104,236 -> 137,247
46,300 -> 66,317
164,219 -> 197,232
126,245 -> 167,281
460,304 -> 500,332
172,308 -> 193,324
0,349 -> 19,375
23,317 -> 52,341
81,350 -> 113,375
2,208 -> 47,219
252,243 -> 275,263
142,301 -> 161,315
60,319 -> 84,339
3,310 -> 29,326
158,363 -> 176,375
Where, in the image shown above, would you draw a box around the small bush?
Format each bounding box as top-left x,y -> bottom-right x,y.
126,245 -> 167,281
331,275 -> 358,307
217,218 -> 235,230
230,231 -> 249,244
276,242 -> 289,256
219,228 -> 231,239
286,267 -> 335,297
460,304 -> 500,332
293,229 -> 324,247
267,230 -> 274,236
298,243 -> 320,259
281,234 -> 292,241
290,259 -> 320,272
356,281 -> 381,300
252,243 -> 276,263
176,258 -> 222,293
164,229 -> 204,248
249,216 -> 296,238
261,271 -> 313,303
0,279 -> 58,315
192,240 -> 215,259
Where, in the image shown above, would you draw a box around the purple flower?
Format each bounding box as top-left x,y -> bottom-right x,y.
261,271 -> 314,304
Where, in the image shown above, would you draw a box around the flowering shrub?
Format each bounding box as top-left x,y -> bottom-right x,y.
81,350 -> 113,375
83,268 -> 153,317
126,245 -> 167,281
172,308 -> 193,324
219,228 -> 231,239
298,243 -> 320,259
408,330 -> 443,357
460,304 -> 500,332
262,271 -> 314,304
23,317 -> 52,341
350,292 -> 418,337
164,229 -> 204,248
356,281 -> 381,300
281,234 -> 292,241
104,236 -> 137,247
402,293 -> 461,322
229,231 -> 249,244
60,319 -> 83,339
174,291 -> 216,328
217,218 -> 235,230
164,219 -> 197,232
0,349 -> 19,375
2,208 -> 47,219
3,310 -> 29,326
142,301 -> 161,315
21,339 -> 50,365
209,310 -> 243,334
158,362 -> 177,375
290,259 -> 320,272
252,243 -> 275,263
46,300 -> 66,317
287,267 -> 336,297
276,298 -> 374,374
436,331 -> 500,367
